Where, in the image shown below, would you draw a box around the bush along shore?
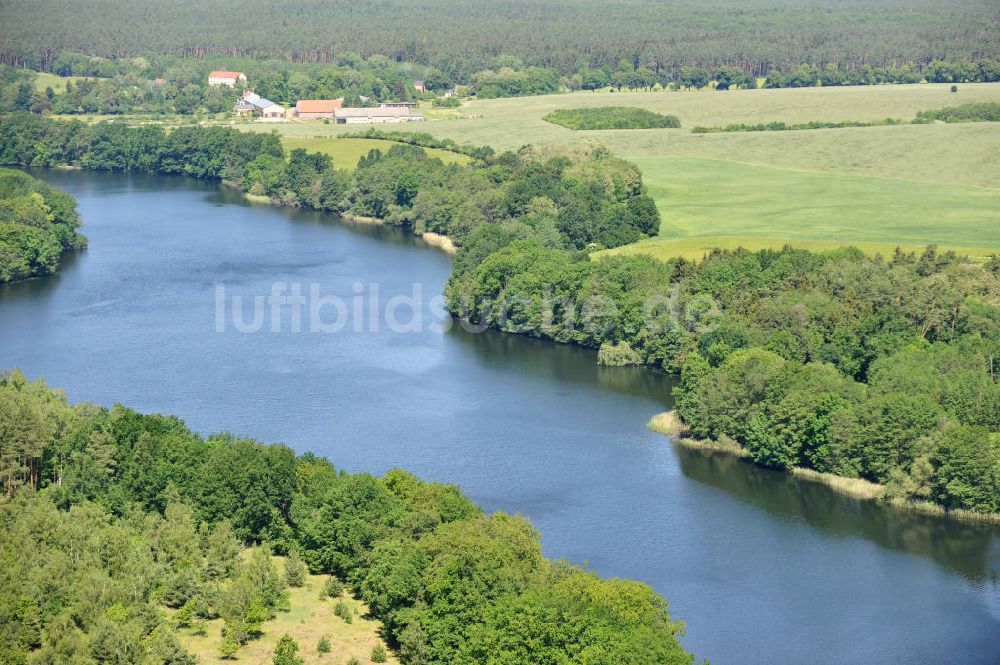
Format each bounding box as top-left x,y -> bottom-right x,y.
1,113 -> 998,521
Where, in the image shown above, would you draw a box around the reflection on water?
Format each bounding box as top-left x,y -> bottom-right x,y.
0,250 -> 80,305
446,323 -> 677,404
676,445 -> 1000,582
207,184 -> 441,251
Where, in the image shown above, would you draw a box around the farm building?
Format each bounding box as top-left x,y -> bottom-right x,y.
233,100 -> 256,116
295,99 -> 344,118
413,80 -> 426,93
333,107 -> 424,124
256,99 -> 287,120
234,91 -> 288,120
379,101 -> 417,109
208,70 -> 247,86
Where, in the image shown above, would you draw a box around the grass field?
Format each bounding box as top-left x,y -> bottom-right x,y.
255,83 -> 1000,155
246,83 -> 1000,258
32,72 -> 91,94
174,555 -> 396,665
282,135 -> 471,169
593,155 -> 1000,260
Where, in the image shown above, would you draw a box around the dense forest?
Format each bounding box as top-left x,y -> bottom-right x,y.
0,168 -> 85,283
1,113 -> 997,517
2,0 -> 999,81
0,370 -> 693,663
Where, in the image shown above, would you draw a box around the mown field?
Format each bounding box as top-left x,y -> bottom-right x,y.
251,83 -> 1000,258
174,555 -> 396,665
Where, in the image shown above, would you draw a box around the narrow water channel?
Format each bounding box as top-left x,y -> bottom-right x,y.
2,170 -> 997,664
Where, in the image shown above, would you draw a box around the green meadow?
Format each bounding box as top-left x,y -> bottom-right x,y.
601,156 -> 1000,260
32,72 -> 90,94
250,83 -> 1000,258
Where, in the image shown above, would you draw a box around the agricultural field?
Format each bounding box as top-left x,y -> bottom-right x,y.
600,155 -> 1000,260
174,556 -> 396,665
252,82 -> 1000,258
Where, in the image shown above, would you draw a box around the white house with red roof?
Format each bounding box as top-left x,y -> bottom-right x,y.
208,70 -> 247,87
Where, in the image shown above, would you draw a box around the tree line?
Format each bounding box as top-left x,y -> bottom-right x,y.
0,370 -> 693,664
4,53 -> 999,120
543,107 -> 681,130
0,168 -> 85,283
1,112 -> 997,516
915,101 -> 1000,123
2,0 -> 998,81
691,101 -> 1000,133
0,113 -> 662,253
0,53 -> 429,116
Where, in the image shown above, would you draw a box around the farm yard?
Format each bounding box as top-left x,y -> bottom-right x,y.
250,83 -> 1000,259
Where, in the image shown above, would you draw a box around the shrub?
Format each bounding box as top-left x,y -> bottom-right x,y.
333,599 -> 353,623
951,84 -> 958,92
273,634 -> 303,665
173,603 -> 193,628
432,96 -> 462,108
323,576 -> 343,598
597,341 -> 642,366
371,644 -> 388,662
219,636 -> 239,659
284,549 -> 307,587
317,635 -> 331,654
346,658 -> 361,665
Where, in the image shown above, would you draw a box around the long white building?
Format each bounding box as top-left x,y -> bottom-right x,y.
333,107 -> 424,124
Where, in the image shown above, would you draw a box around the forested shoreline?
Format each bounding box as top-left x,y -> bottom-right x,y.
0,168 -> 85,283
0,370 -> 693,664
1,113 -> 997,519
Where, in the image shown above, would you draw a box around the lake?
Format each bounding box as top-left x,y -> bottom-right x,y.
2,170 -> 998,664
